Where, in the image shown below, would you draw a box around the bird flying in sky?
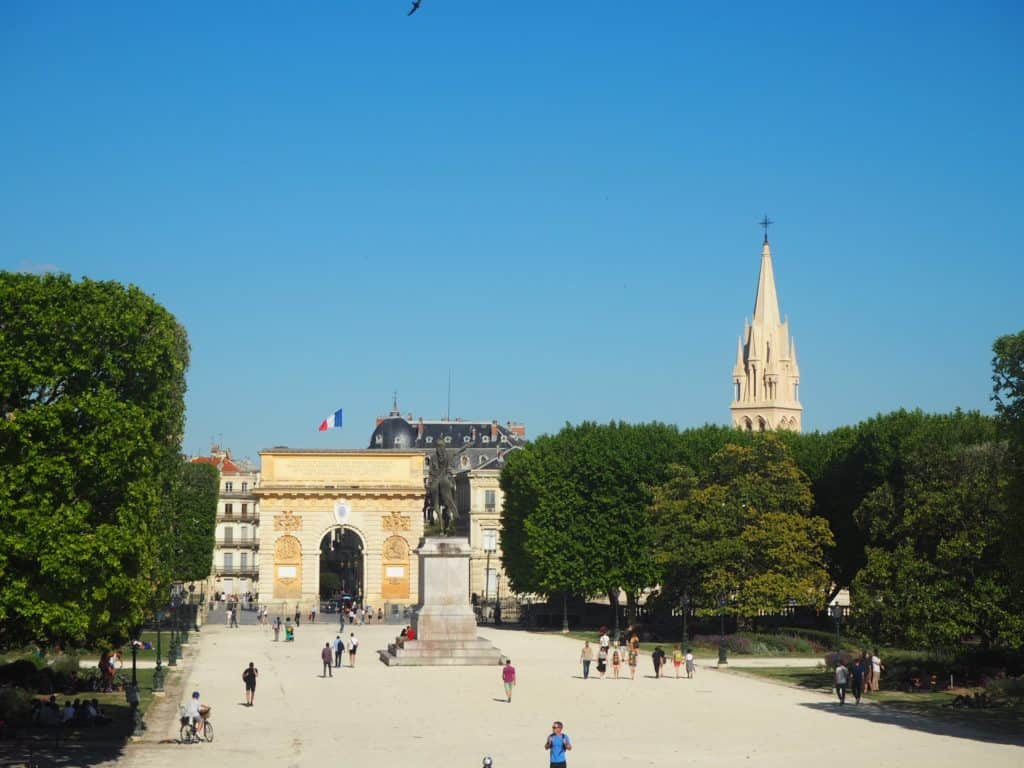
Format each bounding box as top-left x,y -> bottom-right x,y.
408,0 -> 422,16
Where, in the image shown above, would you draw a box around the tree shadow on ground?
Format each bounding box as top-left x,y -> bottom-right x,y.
0,737 -> 127,767
798,701 -> 1024,747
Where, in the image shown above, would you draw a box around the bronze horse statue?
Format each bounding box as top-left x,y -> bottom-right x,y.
424,443 -> 465,535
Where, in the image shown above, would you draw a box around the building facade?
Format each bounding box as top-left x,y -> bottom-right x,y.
368,402 -> 524,604
731,234 -> 803,431
191,446 -> 261,599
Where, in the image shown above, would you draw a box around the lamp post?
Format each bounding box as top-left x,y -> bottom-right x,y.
127,635 -> 142,738
483,531 -> 496,623
152,609 -> 165,693
168,599 -> 179,667
680,593 -> 691,648
717,594 -> 728,666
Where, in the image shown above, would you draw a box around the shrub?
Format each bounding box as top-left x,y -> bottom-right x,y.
0,685 -> 33,723
986,675 -> 1024,701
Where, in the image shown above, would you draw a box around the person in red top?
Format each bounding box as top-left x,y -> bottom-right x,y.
406,625 -> 417,641
501,659 -> 516,703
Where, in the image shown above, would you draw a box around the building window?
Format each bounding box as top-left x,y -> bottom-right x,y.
241,481 -> 248,492
482,436 -> 490,444
484,490 -> 496,511
463,435 -> 470,443
375,434 -> 383,446
224,503 -> 233,516
240,552 -> 248,569
241,503 -> 248,517
444,435 -> 452,444
483,528 -> 498,551
794,383 -> 799,400
225,482 -> 233,492
479,455 -> 488,466
224,527 -> 234,544
425,436 -> 433,444
499,434 -> 508,443
224,552 -> 234,569
485,568 -> 498,598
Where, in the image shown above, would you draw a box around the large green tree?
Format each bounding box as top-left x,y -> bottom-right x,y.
850,427 -> 1021,648
162,460 -> 219,583
652,435 -> 833,618
0,273 -> 189,647
993,330 -> 1024,588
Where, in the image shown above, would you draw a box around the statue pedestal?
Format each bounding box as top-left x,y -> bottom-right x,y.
379,537 -> 503,666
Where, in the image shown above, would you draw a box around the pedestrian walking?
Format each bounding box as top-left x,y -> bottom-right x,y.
651,646 -> 666,679
835,659 -> 849,705
611,649 -> 621,679
672,645 -> 683,678
294,608 -> 301,627
230,608 -> 239,628
596,646 -> 607,679
501,659 -> 516,703
580,641 -> 593,680
627,646 -> 638,679
225,607 -> 232,627
273,617 -> 281,642
332,635 -> 344,667
685,648 -> 695,679
870,649 -> 885,691
544,721 -> 572,768
348,631 -> 359,667
321,643 -> 333,677
242,662 -> 258,706
850,657 -> 865,703
598,629 -> 610,656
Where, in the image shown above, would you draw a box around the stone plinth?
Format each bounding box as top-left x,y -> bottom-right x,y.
379,537 -> 503,666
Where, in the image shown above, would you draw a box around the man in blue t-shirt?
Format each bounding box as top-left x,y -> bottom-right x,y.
544,721 -> 572,767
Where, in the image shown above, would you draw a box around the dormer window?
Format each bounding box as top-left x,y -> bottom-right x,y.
375,434 -> 383,446
444,436 -> 452,444
463,435 -> 471,443
426,436 -> 433,444
482,436 -> 490,444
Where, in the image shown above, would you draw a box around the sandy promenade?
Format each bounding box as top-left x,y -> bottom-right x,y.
103,621 -> 1022,768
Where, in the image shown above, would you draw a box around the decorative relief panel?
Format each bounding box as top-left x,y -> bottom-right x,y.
381,535 -> 410,600
274,510 -> 302,531
381,511 -> 411,532
273,534 -> 302,599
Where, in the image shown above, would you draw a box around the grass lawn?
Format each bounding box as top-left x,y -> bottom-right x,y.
733,666 -> 1024,734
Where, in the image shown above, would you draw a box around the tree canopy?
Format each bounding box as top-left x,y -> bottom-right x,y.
0,272 -> 189,647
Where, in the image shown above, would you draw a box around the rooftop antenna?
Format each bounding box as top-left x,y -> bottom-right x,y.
446,369 -> 452,421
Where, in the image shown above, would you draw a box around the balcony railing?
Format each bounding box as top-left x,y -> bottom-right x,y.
220,488 -> 258,499
216,538 -> 259,549
213,564 -> 259,577
216,513 -> 259,523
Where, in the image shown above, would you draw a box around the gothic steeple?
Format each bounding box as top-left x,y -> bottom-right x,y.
730,222 -> 803,432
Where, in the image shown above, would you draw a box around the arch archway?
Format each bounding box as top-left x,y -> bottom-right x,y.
319,526 -> 365,605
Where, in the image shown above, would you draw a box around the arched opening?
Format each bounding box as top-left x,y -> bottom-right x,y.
320,527 -> 364,605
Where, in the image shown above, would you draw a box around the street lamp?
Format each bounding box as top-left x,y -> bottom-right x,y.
127,635 -> 142,738
168,598 -> 179,667
680,593 -> 691,648
482,530 -> 497,622
717,594 -> 728,666
830,603 -> 843,653
152,609 -> 165,692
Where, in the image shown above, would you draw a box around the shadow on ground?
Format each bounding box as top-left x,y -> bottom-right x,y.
0,738 -> 127,767
798,701 -> 1024,747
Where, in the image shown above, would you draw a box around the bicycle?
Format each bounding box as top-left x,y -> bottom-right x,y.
179,705 -> 214,744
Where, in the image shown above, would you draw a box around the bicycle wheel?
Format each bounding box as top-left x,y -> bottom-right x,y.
202,720 -> 214,742
180,722 -> 193,744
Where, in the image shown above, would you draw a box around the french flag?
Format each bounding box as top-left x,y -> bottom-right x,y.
318,408 -> 344,432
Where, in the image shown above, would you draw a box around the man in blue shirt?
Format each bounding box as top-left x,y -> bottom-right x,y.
544,721 -> 572,767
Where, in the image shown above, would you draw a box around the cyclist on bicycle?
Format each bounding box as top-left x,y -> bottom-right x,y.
183,691 -> 203,732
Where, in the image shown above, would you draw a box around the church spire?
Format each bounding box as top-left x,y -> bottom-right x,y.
752,233 -> 781,329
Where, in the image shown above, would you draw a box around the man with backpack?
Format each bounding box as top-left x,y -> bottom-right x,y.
241,662 -> 258,706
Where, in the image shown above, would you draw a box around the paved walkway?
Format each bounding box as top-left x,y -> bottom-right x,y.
101,622 -> 1022,768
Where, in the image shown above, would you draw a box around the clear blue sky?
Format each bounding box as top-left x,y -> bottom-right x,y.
2,1 -> 1021,463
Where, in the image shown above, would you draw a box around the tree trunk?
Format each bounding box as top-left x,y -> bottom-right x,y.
625,590 -> 637,626
608,590 -> 620,637
561,591 -> 569,633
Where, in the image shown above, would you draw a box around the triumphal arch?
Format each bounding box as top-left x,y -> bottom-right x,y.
255,449 -> 426,613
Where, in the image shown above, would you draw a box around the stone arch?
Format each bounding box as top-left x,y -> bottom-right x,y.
272,534 -> 303,599
319,524 -> 366,604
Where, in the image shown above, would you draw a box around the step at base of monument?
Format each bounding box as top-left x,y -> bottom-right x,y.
378,637 -> 506,666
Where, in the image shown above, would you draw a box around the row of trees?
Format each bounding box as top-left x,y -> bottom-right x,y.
501,332 -> 1024,649
0,273 -> 218,648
